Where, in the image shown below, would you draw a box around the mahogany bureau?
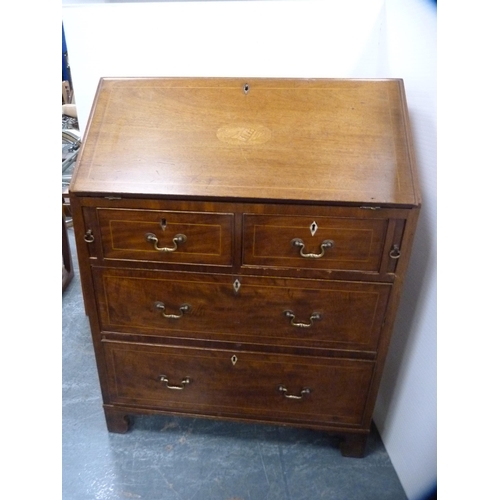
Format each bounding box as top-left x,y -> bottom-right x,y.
69,77 -> 420,457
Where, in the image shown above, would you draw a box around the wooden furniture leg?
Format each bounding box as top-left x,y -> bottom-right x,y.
339,433 -> 369,458
103,406 -> 131,433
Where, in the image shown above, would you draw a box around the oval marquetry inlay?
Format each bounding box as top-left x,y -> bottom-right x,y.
217,124 -> 271,145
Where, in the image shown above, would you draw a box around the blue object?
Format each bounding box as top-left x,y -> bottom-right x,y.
62,23 -> 69,82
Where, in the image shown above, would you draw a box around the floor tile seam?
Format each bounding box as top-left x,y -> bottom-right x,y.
276,430 -> 292,500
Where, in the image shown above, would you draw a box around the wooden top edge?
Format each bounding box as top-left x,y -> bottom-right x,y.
97,76 -> 405,86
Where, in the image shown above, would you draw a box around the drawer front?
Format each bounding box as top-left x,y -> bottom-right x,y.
97,208 -> 233,266
93,268 -> 391,353
243,214 -> 388,272
104,341 -> 374,427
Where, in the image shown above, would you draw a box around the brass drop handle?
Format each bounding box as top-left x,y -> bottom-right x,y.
389,244 -> 401,259
278,385 -> 311,400
160,376 -> 191,390
84,229 -> 94,243
284,310 -> 321,328
291,238 -> 334,259
155,301 -> 191,319
145,232 -> 187,252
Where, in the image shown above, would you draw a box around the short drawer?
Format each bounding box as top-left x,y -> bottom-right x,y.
93,268 -> 391,353
103,341 -> 374,427
242,214 -> 388,272
97,208 -> 233,266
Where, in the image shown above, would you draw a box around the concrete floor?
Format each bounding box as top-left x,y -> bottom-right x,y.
62,226 -> 408,500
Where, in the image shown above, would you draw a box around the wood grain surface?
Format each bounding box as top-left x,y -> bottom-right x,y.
70,78 -> 420,206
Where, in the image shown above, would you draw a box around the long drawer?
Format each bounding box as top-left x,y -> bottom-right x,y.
97,208 -> 234,266
103,341 -> 374,427
93,268 -> 391,353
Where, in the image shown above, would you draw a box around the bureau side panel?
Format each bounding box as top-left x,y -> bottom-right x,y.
68,195 -> 113,403
359,206 -> 421,427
